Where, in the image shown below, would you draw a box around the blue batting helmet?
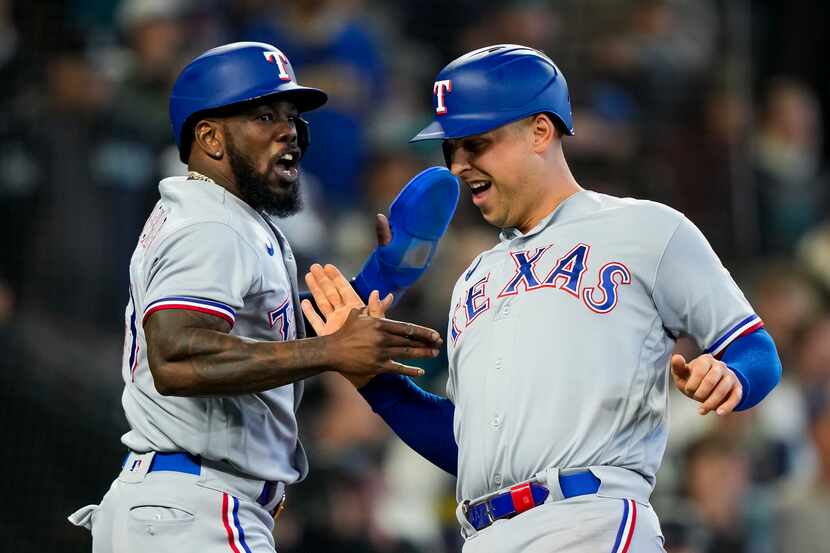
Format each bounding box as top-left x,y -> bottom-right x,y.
410,44 -> 574,143
170,42 -> 328,162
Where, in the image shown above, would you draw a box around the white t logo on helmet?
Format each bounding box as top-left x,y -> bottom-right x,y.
433,80 -> 452,115
263,51 -> 292,81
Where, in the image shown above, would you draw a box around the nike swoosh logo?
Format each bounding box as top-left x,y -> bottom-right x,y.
465,256 -> 482,281
266,242 -> 275,256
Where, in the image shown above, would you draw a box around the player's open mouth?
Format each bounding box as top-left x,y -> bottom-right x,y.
273,151 -> 299,183
469,180 -> 492,205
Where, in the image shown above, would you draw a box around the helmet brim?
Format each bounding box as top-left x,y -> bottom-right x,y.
245,85 -> 328,113
409,116 -> 507,143
410,120 -> 447,142
411,110 -> 575,143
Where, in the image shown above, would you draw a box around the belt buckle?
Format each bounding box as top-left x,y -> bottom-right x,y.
509,482 -> 536,514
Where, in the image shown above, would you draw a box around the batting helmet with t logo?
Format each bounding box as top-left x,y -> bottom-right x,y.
169,42 -> 328,162
411,44 -> 574,153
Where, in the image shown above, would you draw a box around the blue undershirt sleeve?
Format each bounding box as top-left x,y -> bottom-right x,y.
720,328 -> 782,411
358,374 -> 458,475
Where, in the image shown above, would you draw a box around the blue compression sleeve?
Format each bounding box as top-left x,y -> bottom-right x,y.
720,328 -> 782,411
359,374 -> 458,475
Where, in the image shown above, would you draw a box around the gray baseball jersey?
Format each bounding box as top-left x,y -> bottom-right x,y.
447,190 -> 761,502
120,176 -> 307,484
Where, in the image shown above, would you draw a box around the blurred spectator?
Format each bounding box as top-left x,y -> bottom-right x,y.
456,1 -> 560,55
793,315 -> 830,389
112,0 -> 191,150
652,86 -> 752,256
236,0 -> 385,209
0,0 -> 24,111
775,381 -> 830,553
312,372 -> 390,457
287,462 -> 421,553
377,439 -> 455,553
754,78 -> 827,254
0,115 -> 40,297
798,219 -> 830,296
393,0 -> 494,62
749,261 -> 822,483
752,264 -> 823,364
363,149 -> 427,213
590,0 -> 717,131
18,35 -> 116,324
683,431 -> 773,553
15,32 -> 161,332
658,503 -> 710,553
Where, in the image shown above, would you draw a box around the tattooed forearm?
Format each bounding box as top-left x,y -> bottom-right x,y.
145,310 -> 329,397
143,303 -> 442,396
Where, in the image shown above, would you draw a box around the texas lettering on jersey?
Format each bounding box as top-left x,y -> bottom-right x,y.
451,242 -> 629,342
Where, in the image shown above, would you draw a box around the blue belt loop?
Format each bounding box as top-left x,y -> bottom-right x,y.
149,452 -> 202,475
257,481 -> 277,506
559,470 -> 601,497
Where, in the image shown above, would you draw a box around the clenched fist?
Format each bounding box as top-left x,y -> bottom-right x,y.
671,353 -> 743,416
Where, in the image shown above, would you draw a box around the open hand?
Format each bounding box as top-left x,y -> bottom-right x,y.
323,307 -> 441,380
301,263 -> 440,387
301,263 -> 392,336
671,353 -> 743,416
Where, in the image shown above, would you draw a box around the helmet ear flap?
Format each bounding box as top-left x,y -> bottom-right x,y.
296,116 -> 311,157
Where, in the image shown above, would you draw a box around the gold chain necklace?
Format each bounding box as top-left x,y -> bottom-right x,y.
187,170 -> 215,183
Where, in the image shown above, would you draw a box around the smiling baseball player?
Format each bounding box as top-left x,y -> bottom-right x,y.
66,42 -> 451,553
302,45 -> 783,553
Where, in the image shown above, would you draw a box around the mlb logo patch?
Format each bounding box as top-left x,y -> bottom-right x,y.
120,451 -> 154,483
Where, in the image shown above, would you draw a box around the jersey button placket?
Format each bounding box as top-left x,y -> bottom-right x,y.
484,256 -> 515,488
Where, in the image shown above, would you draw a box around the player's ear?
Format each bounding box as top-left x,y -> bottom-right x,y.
194,119 -> 225,160
530,113 -> 556,154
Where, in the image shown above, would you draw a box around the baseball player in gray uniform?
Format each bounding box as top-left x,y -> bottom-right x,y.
301,45 -> 782,553
67,42 -> 444,552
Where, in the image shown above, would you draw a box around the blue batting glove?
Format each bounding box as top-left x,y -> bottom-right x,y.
353,166 -> 460,304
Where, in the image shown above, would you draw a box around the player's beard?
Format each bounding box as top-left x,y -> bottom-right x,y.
225,135 -> 303,218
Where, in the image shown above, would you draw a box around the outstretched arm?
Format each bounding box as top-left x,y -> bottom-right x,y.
303,263 -> 458,474
359,374 -> 458,475
145,303 -> 441,397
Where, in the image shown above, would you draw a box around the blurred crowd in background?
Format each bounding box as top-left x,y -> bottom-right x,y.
2,0 -> 830,552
